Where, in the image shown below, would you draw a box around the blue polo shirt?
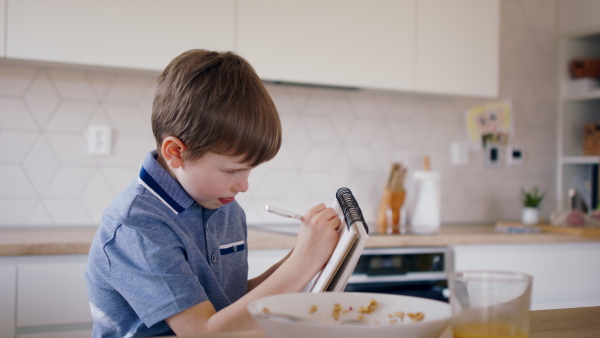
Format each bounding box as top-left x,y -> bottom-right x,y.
85,150 -> 248,337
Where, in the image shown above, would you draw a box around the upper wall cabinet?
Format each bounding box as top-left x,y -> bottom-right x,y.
4,0 -> 498,97
6,0 -> 235,71
237,0 -> 416,91
0,0 -> 6,58
559,0 -> 600,36
237,0 -> 499,97
416,0 -> 499,97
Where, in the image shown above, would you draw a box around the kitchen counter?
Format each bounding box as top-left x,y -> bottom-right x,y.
0,227 -> 97,256
172,307 -> 600,338
1,224 -> 599,256
248,224 -> 600,250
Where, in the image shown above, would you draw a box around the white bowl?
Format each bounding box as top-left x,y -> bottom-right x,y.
247,292 -> 451,338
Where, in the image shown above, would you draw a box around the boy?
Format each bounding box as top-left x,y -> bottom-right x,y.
85,49 -> 341,337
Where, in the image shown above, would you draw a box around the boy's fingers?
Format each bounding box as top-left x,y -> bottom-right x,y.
307,203 -> 326,215
303,204 -> 341,230
302,203 -> 326,222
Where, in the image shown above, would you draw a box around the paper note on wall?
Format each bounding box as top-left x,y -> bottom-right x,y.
464,100 -> 513,150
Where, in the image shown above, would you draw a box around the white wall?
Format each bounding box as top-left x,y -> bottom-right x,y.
0,0 -> 558,227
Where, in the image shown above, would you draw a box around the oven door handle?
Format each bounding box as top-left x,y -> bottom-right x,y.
347,272 -> 448,284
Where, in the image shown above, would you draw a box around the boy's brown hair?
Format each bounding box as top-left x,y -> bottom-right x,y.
152,49 -> 281,167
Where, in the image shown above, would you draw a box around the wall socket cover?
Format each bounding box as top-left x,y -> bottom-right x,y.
507,146 -> 524,166
87,125 -> 112,155
485,144 -> 502,168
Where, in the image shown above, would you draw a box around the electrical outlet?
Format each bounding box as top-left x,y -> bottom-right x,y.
507,146 -> 524,166
485,143 -> 502,168
87,125 -> 112,155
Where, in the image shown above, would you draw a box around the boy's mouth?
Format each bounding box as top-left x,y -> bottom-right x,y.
219,197 -> 235,204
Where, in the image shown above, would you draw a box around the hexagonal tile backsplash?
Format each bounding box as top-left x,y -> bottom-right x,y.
0,0 -> 558,228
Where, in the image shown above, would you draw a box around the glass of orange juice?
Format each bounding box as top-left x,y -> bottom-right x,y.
449,271 -> 533,338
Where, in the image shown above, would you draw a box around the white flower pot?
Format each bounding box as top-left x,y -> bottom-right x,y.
521,207 -> 539,225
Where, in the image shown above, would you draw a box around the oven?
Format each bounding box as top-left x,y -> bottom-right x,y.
343,247 -> 452,302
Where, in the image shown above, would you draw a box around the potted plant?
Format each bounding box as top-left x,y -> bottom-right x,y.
520,186 -> 546,225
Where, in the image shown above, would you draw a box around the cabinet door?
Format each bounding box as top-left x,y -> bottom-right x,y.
6,0 -> 235,71
248,249 -> 289,279
237,0 -> 416,91
559,0 -> 600,36
416,0 -> 499,97
0,265 -> 16,338
17,261 -> 91,327
0,0 -> 5,57
17,330 -> 92,338
453,243 -> 600,310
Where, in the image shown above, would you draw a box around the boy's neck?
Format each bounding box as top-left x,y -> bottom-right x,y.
156,154 -> 178,180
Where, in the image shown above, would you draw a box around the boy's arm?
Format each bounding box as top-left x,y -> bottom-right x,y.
167,252 -> 318,334
166,203 -> 340,336
247,248 -> 293,292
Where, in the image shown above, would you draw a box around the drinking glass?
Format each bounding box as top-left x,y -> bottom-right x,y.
449,270 -> 533,338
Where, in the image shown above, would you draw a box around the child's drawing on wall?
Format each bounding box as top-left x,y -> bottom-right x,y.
465,100 -> 513,150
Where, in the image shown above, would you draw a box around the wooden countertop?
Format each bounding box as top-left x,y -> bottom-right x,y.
0,227 -> 97,256
174,307 -> 600,338
1,224 -> 599,256
248,224 -> 600,250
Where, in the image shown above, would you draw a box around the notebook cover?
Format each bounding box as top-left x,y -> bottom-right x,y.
308,189 -> 369,293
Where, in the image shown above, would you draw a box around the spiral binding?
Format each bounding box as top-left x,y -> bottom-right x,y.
336,187 -> 368,234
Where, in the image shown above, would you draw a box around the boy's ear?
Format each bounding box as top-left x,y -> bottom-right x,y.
161,136 -> 186,169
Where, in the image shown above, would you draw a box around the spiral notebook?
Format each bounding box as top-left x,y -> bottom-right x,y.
307,187 -> 369,292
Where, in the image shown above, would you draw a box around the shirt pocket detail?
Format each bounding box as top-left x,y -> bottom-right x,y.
219,240 -> 245,255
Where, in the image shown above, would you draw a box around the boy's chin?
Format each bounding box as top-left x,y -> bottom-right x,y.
197,200 -> 223,210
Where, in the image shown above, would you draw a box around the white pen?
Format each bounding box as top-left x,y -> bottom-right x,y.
264,205 -> 303,220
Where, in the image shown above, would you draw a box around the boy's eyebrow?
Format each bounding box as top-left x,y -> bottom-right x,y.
223,163 -> 253,170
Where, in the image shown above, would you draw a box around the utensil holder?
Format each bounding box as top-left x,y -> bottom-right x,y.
376,187 -> 406,234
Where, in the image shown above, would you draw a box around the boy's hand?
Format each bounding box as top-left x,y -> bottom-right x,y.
290,203 -> 341,274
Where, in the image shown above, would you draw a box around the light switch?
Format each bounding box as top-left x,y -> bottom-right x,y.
450,142 -> 469,165
87,125 -> 112,155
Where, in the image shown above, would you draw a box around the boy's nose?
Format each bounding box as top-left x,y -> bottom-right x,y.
234,175 -> 249,193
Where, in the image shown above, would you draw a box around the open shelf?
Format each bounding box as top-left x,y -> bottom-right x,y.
561,156 -> 600,165
563,90 -> 600,102
558,23 -> 600,213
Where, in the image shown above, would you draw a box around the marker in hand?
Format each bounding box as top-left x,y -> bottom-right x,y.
265,205 -> 342,221
264,205 -> 303,220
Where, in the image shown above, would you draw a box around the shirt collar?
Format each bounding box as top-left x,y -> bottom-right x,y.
138,150 -> 195,214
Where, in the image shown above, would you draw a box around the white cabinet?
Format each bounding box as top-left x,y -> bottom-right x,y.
0,265 -> 17,338
238,0 -> 498,97
4,0 -> 498,95
0,0 -> 6,57
248,249 -> 288,279
0,255 -> 92,338
559,0 -> 600,36
237,0 -> 416,91
6,0 -> 235,71
17,260 -> 91,327
415,0 -> 499,97
16,330 -> 93,338
452,243 -> 600,310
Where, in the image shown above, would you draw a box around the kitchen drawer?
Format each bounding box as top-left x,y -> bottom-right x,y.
17,257 -> 91,327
